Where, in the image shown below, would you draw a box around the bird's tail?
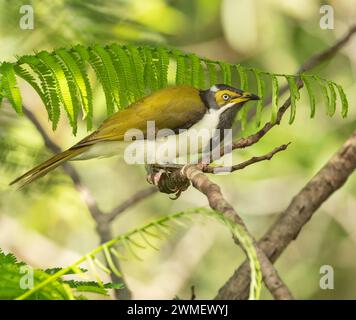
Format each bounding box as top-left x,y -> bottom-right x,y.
9,146 -> 89,188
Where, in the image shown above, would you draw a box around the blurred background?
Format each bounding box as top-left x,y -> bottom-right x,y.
0,0 -> 356,299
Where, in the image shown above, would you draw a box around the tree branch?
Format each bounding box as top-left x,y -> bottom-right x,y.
106,186 -> 157,223
181,165 -> 294,300
216,131 -> 356,299
205,143 -> 290,174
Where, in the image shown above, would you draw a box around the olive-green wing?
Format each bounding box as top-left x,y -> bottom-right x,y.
74,86 -> 206,147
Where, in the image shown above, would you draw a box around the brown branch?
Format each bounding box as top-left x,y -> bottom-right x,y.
205,143 -> 290,174
216,131 -> 356,299
179,165 -> 294,300
106,186 -> 157,222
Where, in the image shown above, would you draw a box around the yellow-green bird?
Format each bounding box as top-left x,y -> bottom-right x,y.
10,84 -> 259,188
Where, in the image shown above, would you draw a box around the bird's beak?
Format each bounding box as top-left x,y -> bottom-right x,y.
231,92 -> 260,104
244,92 -> 260,101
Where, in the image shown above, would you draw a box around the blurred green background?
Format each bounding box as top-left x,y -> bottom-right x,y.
0,0 -> 355,299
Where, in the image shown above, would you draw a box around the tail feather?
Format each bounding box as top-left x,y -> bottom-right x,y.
9,146 -> 89,188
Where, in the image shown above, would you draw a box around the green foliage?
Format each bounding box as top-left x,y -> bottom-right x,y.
0,45 -> 349,134
0,250 -> 121,300
15,208 -> 262,300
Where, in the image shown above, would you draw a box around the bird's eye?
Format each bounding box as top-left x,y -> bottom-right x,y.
222,94 -> 230,101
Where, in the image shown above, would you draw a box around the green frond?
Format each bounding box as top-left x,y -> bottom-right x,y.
0,250 -> 72,300
285,75 -> 301,124
127,45 -> 145,98
155,46 -> 170,89
16,208 -> 261,301
93,45 -> 121,108
37,51 -> 78,133
190,53 -> 205,88
103,246 -> 122,278
236,65 -> 249,131
301,74 -> 316,118
13,65 -> 45,105
173,49 -> 186,85
18,55 -> 61,128
81,45 -> 115,116
327,81 -> 337,116
314,76 -> 331,116
55,48 -> 93,130
219,62 -> 232,86
0,62 -> 22,114
0,44 -> 349,133
271,75 -> 279,123
142,46 -> 159,91
207,61 -> 218,87
252,69 -> 266,128
109,44 -> 135,103
335,83 -> 348,118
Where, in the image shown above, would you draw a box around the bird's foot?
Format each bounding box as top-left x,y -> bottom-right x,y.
146,169 -> 166,186
146,165 -> 190,200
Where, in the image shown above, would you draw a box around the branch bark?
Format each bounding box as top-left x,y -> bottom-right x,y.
216,131 -> 356,299
157,165 -> 294,299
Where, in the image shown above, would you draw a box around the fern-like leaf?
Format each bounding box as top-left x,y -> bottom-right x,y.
219,62 -> 232,86
190,54 -> 205,88
16,208 -> 262,300
300,74 -> 316,118
271,75 -> 279,123
37,51 -> 78,133
173,49 -> 186,85
127,45 -> 145,98
207,61 -> 218,87
80,45 -> 115,116
0,45 -> 349,133
0,62 -> 22,114
327,81 -> 337,116
285,75 -> 301,124
335,83 -> 348,118
252,69 -> 265,128
17,55 -> 61,128
56,48 -> 93,130
236,65 -> 249,130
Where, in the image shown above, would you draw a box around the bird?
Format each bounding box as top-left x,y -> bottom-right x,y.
10,84 -> 259,188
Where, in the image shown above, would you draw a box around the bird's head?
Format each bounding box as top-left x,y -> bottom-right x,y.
200,84 -> 260,111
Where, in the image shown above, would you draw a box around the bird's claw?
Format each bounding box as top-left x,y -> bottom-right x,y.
147,169 -> 166,186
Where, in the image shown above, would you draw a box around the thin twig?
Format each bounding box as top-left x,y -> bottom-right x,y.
205,143 -> 290,174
